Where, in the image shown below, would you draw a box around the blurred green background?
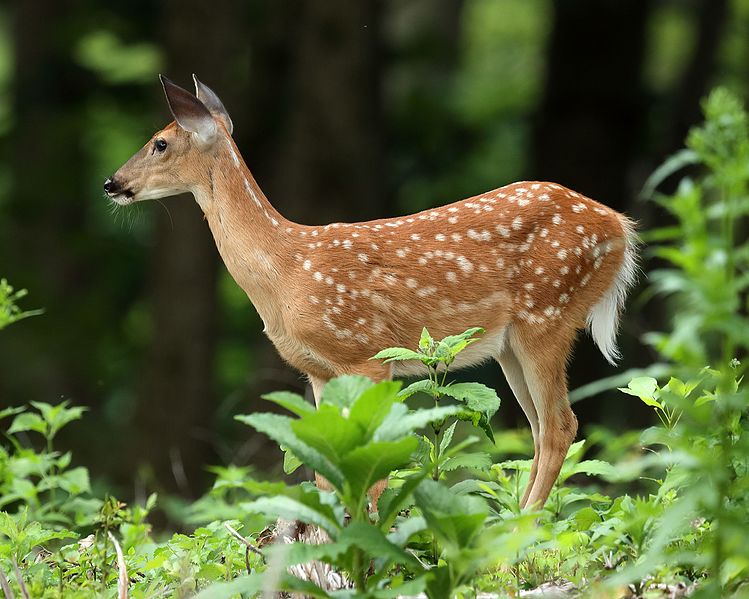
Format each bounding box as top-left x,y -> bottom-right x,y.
0,0 -> 745,500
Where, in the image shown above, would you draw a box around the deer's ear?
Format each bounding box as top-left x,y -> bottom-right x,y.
160,75 -> 217,145
193,74 -> 233,135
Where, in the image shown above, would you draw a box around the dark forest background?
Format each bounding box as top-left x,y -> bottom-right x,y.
1,0 -> 745,501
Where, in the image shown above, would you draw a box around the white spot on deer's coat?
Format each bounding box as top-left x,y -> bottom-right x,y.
406,278 -> 418,288
358,253 -> 368,263
325,276 -> 334,285
512,216 -> 523,230
396,248 -> 407,258
435,233 -> 446,242
557,249 -> 568,260
336,284 -> 346,293
411,233 -> 421,241
342,239 -> 353,250
448,216 -> 458,224
456,255 -> 473,273
446,271 -> 457,283
313,271 -> 323,281
309,295 -> 319,304
303,259 -> 312,271
451,232 -> 462,242
417,286 -> 437,297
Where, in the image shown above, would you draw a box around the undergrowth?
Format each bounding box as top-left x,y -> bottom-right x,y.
2,87 -> 749,598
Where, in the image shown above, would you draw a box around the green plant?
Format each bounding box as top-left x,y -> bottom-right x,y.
0,278 -> 43,331
374,327 -> 500,482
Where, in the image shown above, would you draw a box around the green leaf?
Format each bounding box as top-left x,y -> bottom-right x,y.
242,494 -> 341,536
58,467 -> 91,495
640,148 -> 699,199
573,506 -> 601,530
339,521 -> 421,568
283,448 -> 303,474
419,327 -> 433,351
378,470 -> 429,530
569,364 -> 673,404
437,382 -> 500,418
0,407 -> 24,421
397,379 -> 436,399
386,515 -> 428,547
349,381 -> 403,440
194,573 -> 331,599
8,412 -> 47,436
565,439 -> 586,460
262,391 -> 315,416
413,479 -> 488,548
371,347 -> 425,363
441,452 -> 492,472
563,459 -> 620,483
340,438 -> 418,505
455,409 -> 495,443
438,327 -> 485,350
320,375 -> 374,409
236,413 -> 344,490
618,376 -> 663,409
439,421 -> 458,457
30,401 -> 86,438
291,408 -> 364,462
374,405 -> 462,441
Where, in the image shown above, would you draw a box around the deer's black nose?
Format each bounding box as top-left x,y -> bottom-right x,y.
103,177 -> 118,194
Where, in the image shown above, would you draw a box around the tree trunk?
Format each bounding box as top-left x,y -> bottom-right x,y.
271,0 -> 384,225
532,0 -> 651,213
531,0 -> 652,415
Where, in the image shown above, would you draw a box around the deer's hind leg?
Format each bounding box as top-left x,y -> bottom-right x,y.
497,345 -> 541,508
509,327 -> 578,509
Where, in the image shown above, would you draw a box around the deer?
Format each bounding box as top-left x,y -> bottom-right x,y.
105,75 -> 637,510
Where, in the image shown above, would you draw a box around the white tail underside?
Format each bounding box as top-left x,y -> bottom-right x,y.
586,216 -> 639,365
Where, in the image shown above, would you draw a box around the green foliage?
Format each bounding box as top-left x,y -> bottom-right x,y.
0,278 -> 42,331
376,327 -> 500,479
643,88 -> 749,369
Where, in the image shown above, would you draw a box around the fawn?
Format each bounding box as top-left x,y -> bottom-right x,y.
106,75 -> 637,509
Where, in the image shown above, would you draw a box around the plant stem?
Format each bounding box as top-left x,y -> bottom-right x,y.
352,547 -> 366,592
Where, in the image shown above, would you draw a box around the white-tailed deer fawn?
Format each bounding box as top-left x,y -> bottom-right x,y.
106,75 -> 637,509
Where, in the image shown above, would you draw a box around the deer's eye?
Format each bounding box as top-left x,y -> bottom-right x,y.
154,138 -> 168,152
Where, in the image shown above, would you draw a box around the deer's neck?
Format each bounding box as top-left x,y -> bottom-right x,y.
196,142 -> 293,334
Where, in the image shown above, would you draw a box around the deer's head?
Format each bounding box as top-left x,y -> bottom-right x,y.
104,75 -> 233,206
